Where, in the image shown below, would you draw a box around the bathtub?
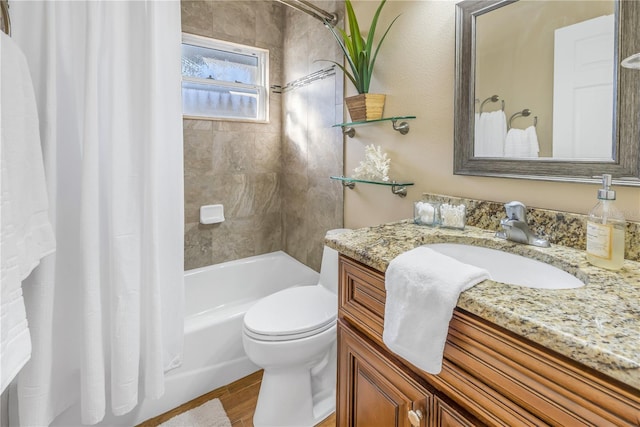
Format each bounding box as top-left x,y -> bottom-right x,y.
52,251 -> 319,426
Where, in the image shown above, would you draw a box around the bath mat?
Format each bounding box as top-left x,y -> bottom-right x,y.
158,398 -> 231,427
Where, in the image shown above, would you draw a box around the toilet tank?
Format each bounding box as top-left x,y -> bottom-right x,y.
318,229 -> 350,294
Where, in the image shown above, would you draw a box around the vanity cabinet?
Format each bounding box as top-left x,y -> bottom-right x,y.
339,322 -> 479,426
338,323 -> 431,427
337,254 -> 640,426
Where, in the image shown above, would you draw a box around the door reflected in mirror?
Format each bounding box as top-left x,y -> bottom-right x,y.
474,0 -> 615,160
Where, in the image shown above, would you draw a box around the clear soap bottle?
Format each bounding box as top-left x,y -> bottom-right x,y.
586,174 -> 625,270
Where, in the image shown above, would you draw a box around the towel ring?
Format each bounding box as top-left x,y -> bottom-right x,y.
508,109 -> 537,129
479,95 -> 504,113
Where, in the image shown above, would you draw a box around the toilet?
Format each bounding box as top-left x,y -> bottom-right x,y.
242,229 -> 349,427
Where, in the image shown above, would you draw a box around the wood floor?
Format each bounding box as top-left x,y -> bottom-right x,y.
137,370 -> 336,427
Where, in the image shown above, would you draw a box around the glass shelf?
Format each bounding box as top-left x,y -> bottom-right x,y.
333,116 -> 416,138
330,176 -> 414,197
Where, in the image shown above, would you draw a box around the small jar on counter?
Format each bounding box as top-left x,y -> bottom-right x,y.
414,201 -> 440,226
439,203 -> 466,229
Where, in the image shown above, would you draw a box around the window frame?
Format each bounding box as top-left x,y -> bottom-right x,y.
181,33 -> 270,123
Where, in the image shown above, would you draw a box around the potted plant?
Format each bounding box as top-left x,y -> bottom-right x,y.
324,0 -> 400,122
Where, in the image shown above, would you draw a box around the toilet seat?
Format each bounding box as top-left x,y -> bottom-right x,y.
244,286 -> 337,341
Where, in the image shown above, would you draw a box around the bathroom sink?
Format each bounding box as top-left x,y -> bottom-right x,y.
424,243 -> 585,289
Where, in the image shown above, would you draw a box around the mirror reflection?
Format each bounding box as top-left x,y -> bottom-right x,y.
473,1 -> 615,160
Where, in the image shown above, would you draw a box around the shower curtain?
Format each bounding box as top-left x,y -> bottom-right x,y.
9,1 -> 184,425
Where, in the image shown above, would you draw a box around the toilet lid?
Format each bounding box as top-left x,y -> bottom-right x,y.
244,286 -> 337,341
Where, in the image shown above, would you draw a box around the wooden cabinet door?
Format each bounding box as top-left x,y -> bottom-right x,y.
432,396 -> 478,427
338,321 -> 431,427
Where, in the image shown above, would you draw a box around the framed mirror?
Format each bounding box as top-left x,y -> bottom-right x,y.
454,0 -> 640,186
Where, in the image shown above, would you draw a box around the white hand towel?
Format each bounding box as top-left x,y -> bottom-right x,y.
473,112 -> 484,156
505,126 -> 539,158
382,247 -> 489,374
525,125 -> 540,157
475,111 -> 507,157
487,110 -> 507,156
1,32 -> 56,393
504,128 -> 525,157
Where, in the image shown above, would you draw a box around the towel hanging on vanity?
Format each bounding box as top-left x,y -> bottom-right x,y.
382,247 -> 489,374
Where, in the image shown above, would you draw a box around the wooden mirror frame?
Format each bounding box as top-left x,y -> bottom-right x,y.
454,0 -> 640,186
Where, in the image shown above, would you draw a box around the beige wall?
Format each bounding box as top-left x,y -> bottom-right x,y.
344,0 -> 640,229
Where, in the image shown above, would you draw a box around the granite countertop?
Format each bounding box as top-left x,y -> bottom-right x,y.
325,220 -> 640,390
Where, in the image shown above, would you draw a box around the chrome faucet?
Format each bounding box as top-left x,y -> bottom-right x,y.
495,201 -> 550,247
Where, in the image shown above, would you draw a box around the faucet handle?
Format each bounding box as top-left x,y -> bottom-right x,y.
504,201 -> 527,221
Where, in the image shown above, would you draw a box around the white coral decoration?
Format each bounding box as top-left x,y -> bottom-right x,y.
353,144 -> 390,182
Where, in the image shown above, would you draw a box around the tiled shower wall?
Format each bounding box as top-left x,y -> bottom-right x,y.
282,2 -> 344,271
181,0 -> 343,271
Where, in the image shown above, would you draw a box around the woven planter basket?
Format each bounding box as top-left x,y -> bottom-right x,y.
345,93 -> 386,122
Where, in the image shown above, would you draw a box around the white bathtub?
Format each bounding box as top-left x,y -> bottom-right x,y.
52,251 -> 319,426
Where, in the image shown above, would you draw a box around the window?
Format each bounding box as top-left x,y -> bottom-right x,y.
181,33 -> 269,122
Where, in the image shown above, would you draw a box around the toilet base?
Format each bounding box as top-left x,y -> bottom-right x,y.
253,366 -> 335,427
311,393 -> 335,424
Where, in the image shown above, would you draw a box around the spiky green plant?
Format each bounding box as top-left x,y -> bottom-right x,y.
324,0 -> 400,94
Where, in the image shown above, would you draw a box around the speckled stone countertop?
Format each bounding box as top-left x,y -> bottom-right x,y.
325,221 -> 640,390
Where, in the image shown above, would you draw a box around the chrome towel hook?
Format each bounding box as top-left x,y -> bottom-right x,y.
479,95 -> 505,113
508,109 -> 537,129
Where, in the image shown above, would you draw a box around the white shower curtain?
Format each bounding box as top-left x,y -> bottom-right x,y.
9,1 -> 184,425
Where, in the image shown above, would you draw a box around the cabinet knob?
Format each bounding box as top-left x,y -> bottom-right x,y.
408,409 -> 423,426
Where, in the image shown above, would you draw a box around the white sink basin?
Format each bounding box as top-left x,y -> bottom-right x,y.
424,243 -> 585,289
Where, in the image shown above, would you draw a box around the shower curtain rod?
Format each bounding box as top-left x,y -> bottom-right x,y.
275,0 -> 338,26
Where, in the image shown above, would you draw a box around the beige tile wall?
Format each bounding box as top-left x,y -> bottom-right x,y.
282,1 -> 344,271
182,0 -> 344,271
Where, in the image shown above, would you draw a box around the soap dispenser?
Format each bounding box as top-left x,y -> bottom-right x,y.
586,174 -> 625,270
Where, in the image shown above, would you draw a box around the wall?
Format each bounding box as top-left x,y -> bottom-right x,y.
282,1 -> 344,270
181,0 -> 344,271
343,0 -> 640,230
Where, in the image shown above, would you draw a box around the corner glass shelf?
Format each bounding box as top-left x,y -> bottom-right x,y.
330,176 -> 414,198
333,116 -> 416,138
